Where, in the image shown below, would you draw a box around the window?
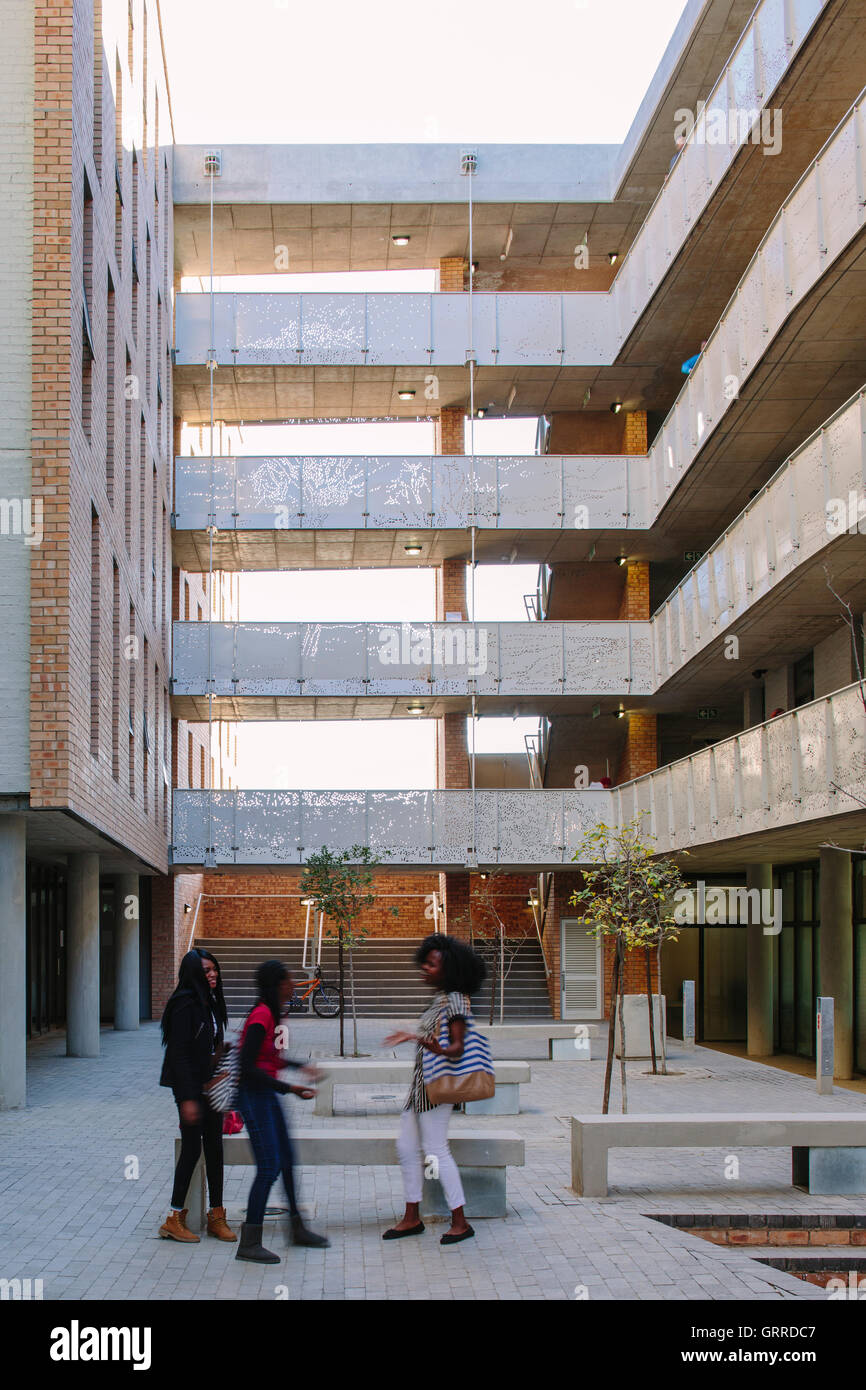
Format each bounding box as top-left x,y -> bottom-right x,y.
105,272 -> 116,504
92,1 -> 103,180
82,177 -> 95,443
128,603 -> 136,797
111,561 -> 120,781
90,509 -> 100,757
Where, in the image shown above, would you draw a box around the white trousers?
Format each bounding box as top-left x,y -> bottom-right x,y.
397,1105 -> 465,1211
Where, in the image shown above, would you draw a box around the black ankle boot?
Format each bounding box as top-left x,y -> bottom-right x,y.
235,1222 -> 281,1264
290,1212 -> 330,1248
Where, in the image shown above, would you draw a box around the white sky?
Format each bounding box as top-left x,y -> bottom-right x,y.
165,0 -> 689,785
159,0 -> 689,146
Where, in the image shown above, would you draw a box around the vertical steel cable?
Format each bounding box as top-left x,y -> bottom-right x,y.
467,158 -> 477,864
206,163 -> 215,859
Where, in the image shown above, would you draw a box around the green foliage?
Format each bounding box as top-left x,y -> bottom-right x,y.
299,845 -> 392,947
569,812 -> 687,952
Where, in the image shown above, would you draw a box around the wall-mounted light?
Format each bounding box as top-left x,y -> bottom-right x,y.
183,903 -> 192,914
608,251 -> 619,265
471,261 -> 479,273
616,555 -> 628,566
610,401 -> 622,414
392,235 -> 411,246
404,542 -> 422,555
614,708 -> 626,718
476,407 -> 486,418
398,389 -> 415,401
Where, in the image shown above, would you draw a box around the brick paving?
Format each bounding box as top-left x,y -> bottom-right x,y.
1,1020 -> 864,1301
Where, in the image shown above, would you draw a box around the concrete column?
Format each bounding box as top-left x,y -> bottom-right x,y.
746,862 -> 774,1056
114,872 -> 140,1031
0,817 -> 27,1110
614,712 -> 657,784
66,853 -> 101,1057
743,683 -> 764,729
819,847 -> 854,1079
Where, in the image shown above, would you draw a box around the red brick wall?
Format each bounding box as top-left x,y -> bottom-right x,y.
438,257 -> 467,292
436,712 -> 469,788
615,711 -> 658,783
435,556 -> 467,619
195,870 -> 539,943
544,871 -> 660,1018
435,406 -> 465,455
150,869 -> 204,1015
618,562 -> 650,621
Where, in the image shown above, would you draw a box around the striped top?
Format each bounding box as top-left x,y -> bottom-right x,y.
404,991 -> 469,1114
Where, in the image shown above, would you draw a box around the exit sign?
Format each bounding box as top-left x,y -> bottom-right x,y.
697,707 -> 719,720
684,549 -> 703,565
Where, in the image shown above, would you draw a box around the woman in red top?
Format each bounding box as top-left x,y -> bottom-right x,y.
235,959 -> 330,1264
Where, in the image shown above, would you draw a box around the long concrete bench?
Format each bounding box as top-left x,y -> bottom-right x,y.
311,1059 -> 531,1116
179,1129 -> 525,1230
571,1113 -> 866,1198
478,1022 -> 606,1061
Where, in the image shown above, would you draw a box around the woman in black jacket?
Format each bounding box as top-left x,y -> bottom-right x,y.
158,948 -> 236,1244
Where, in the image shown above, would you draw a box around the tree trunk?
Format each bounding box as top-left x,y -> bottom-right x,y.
349,945 -> 359,1057
499,928 -> 505,1025
645,948 -> 658,1074
656,938 -> 668,1074
602,944 -> 620,1115
617,943 -> 628,1114
337,928 -> 345,1058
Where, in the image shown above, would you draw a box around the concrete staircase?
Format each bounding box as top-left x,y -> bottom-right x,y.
196,936 -> 553,1021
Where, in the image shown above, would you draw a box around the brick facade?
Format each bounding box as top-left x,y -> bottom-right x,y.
618,561 -> 650,621
435,406 -> 465,455
615,711 -> 658,783
30,0 -> 173,872
438,257 -> 467,292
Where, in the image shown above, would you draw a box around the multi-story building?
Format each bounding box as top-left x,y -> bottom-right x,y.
0,0 -> 236,1109
2,0 -> 866,1109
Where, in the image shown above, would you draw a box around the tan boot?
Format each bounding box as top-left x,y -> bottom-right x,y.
159,1209 -> 200,1243
207,1206 -> 237,1242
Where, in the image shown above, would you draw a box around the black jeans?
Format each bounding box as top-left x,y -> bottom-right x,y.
171,1098 -> 224,1210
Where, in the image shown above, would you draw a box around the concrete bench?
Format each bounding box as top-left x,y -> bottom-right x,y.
478,1022 -> 606,1061
179,1129 -> 525,1230
311,1059 -> 531,1116
571,1112 -> 866,1198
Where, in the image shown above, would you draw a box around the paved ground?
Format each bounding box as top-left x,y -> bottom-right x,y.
1,1019 -> 864,1301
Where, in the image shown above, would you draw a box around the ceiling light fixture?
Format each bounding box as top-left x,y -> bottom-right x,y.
404,543 -> 422,555
407,703 -> 425,714
608,251 -> 619,265
392,235 -> 411,246
617,555 -> 628,566
398,389 -> 415,401
610,401 -> 622,414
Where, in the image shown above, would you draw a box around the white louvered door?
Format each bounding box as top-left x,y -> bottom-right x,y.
560,918 -> 602,1019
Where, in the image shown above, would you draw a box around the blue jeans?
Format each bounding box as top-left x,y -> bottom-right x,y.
237,1087 -> 299,1225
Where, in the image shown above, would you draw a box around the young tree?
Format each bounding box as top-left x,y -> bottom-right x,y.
570,814 -> 686,1112
449,870 -> 528,1024
299,845 -> 393,1057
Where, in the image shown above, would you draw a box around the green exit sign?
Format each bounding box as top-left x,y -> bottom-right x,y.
697,707 -> 719,720
684,549 -> 703,565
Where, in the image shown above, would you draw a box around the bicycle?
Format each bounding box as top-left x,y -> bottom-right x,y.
287,966 -> 341,1018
